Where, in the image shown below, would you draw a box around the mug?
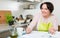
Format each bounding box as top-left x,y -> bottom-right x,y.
16,27 -> 23,36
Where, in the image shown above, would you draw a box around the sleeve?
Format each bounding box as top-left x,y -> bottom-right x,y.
52,16 -> 58,31
28,13 -> 40,30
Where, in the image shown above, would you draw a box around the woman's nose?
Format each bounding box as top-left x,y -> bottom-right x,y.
41,9 -> 45,12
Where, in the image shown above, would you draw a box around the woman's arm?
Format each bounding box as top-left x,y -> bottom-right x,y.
26,13 -> 40,34
49,16 -> 58,34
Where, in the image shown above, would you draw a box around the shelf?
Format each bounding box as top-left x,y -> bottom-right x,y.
22,6 -> 35,10
17,0 -> 41,4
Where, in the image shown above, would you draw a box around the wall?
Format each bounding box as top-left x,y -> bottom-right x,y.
0,1 -> 24,17
0,0 -> 14,1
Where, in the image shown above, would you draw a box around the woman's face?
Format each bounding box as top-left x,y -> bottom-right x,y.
41,4 -> 51,18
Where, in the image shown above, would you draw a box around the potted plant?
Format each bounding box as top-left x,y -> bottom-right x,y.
5,13 -> 14,26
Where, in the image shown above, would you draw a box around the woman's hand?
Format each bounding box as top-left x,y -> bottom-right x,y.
26,27 -> 32,34
49,27 -> 56,35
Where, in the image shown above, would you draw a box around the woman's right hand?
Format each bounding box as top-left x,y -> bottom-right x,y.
26,27 -> 32,34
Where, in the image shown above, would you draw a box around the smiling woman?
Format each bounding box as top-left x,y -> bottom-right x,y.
26,2 -> 58,34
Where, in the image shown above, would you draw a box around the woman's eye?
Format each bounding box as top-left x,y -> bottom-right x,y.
41,8 -> 48,10
45,8 -> 48,10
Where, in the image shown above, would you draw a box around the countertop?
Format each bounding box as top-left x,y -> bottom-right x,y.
0,24 -> 12,33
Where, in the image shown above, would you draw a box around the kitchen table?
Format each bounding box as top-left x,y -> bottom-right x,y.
7,31 -> 60,38
22,31 -> 60,38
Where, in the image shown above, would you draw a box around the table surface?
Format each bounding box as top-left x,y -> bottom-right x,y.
7,31 -> 60,38
22,31 -> 60,38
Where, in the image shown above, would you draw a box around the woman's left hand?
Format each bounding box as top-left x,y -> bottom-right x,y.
49,27 -> 56,35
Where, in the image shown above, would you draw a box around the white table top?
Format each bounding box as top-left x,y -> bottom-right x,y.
19,31 -> 60,38
8,31 -> 60,38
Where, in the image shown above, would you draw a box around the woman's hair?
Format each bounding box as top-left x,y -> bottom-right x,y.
40,2 -> 54,13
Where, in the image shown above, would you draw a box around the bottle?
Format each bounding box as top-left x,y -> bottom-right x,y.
10,25 -> 18,38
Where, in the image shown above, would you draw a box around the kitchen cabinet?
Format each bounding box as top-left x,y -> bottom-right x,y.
0,10 -> 11,24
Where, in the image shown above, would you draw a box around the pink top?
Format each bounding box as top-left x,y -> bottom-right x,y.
28,12 -> 58,31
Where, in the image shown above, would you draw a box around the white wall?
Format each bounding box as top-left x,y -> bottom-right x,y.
0,0 -> 14,1
0,1 -> 24,17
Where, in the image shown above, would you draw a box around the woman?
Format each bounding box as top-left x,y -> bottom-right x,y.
26,2 -> 58,34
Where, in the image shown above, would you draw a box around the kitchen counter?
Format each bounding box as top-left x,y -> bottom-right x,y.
0,24 -> 12,33
0,24 -> 12,38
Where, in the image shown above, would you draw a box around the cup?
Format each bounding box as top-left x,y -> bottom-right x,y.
16,27 -> 23,36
